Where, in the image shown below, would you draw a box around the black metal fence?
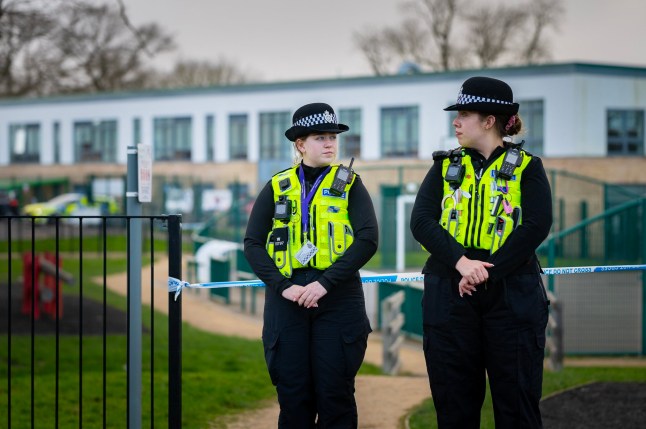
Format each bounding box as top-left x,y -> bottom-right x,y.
1,214 -> 183,429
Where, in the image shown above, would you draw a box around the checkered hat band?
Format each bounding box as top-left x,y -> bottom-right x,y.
456,93 -> 513,105
293,112 -> 338,127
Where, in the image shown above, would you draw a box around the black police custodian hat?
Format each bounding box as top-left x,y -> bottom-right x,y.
444,76 -> 519,115
285,102 -> 349,142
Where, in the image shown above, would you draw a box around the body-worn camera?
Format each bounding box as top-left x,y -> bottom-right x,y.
274,196 -> 291,222
329,158 -> 355,196
445,162 -> 465,188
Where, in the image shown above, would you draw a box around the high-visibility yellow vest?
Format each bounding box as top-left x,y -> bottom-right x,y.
440,148 -> 532,253
267,164 -> 355,277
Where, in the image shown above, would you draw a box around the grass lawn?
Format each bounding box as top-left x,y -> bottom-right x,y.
1,252 -> 381,428
407,365 -> 646,429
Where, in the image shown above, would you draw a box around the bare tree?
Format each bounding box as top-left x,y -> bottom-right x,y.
353,29 -> 392,76
405,0 -> 460,70
0,0 -> 58,96
518,0 -> 564,64
0,0 -> 176,97
151,59 -> 255,88
464,4 -> 527,68
354,0 -> 462,74
382,19 -> 432,69
53,2 -> 174,93
354,0 -> 564,75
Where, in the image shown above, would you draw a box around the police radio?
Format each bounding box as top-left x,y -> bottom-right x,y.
329,158 -> 355,196
497,146 -> 522,180
274,195 -> 291,222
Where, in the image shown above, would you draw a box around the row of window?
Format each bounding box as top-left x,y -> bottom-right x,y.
7,105 -> 645,163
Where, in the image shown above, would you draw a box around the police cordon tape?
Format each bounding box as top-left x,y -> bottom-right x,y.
167,264 -> 646,301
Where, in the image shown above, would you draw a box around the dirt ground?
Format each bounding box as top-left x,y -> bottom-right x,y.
5,257 -> 646,429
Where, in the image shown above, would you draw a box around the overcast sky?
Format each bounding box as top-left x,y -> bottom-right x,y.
122,0 -> 646,82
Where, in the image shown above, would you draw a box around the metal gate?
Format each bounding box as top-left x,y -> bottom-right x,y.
1,214 -> 183,428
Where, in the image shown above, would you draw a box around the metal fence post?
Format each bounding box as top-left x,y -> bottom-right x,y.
168,214 -> 182,428
126,145 -> 143,429
642,198 -> 646,356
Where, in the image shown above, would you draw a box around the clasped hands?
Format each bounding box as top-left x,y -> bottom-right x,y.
281,281 -> 327,308
455,256 -> 494,298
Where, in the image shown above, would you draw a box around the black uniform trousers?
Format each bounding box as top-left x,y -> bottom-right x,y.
422,273 -> 549,429
262,269 -> 371,429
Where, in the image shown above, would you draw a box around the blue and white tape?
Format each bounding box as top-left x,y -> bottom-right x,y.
167,264 -> 646,300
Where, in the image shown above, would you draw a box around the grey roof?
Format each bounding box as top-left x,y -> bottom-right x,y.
1,62 -> 646,107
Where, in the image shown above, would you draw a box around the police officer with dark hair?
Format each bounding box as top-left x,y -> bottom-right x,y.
244,102 -> 378,428
410,77 -> 553,428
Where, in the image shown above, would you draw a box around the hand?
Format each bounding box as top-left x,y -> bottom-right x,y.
297,281 -> 327,308
458,277 -> 478,297
281,285 -> 305,303
455,256 -> 493,286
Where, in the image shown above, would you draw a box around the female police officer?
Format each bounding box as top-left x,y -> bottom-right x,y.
244,102 -> 378,428
410,77 -> 552,429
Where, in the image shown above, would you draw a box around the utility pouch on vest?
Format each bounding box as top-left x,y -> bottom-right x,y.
267,227 -> 291,277
512,207 -> 522,229
327,221 -> 354,262
490,215 -> 513,254
440,207 -> 460,238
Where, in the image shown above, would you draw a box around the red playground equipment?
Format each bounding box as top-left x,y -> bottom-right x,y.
22,252 -> 73,320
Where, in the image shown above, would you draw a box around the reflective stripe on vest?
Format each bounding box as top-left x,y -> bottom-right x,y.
268,164 -> 355,277
440,149 -> 531,253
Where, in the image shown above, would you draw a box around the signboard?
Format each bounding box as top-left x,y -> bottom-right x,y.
137,144 -> 152,203
202,189 -> 233,212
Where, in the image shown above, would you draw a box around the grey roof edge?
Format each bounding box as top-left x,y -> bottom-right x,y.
1,62 -> 646,107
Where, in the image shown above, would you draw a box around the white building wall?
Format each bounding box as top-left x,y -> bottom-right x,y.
0,64 -> 645,168
0,120 -> 8,164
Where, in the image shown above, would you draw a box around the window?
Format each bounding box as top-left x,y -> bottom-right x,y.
607,109 -> 644,156
381,106 -> 419,157
153,117 -> 192,161
9,123 -> 40,163
133,117 -> 141,145
229,114 -> 248,160
53,122 -> 60,164
259,111 -> 291,160
73,120 -> 117,163
206,115 -> 215,161
519,99 -> 544,156
338,108 -> 361,158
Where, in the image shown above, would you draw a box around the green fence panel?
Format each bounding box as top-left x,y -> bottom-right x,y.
209,258 -> 231,303
380,185 -> 401,269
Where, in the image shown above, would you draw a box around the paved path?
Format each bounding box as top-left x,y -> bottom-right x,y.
102,258 -> 432,428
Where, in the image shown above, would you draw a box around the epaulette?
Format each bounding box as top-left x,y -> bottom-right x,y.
432,147 -> 463,161
432,150 -> 450,161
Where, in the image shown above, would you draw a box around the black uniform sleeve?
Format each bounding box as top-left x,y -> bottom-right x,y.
318,175 -> 379,291
410,160 -> 466,269
243,181 -> 294,295
486,156 -> 553,282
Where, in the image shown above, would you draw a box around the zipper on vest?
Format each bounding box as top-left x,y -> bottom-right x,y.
475,183 -> 486,247
311,205 -> 317,266
464,184 -> 474,246
469,169 -> 484,248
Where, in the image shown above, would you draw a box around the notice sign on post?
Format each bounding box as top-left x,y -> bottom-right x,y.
137,144 -> 152,203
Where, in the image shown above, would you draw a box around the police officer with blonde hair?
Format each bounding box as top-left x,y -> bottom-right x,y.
244,102 -> 378,428
410,77 -> 552,428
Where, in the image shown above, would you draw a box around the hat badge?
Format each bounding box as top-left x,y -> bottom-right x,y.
323,110 -> 334,123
